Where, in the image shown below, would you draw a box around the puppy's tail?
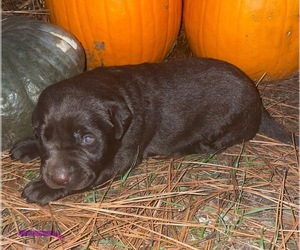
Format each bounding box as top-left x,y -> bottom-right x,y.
259,108 -> 299,146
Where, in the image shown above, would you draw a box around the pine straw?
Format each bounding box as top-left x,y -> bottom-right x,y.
2,77 -> 299,249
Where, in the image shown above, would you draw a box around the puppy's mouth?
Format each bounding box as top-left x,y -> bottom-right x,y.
42,165 -> 96,191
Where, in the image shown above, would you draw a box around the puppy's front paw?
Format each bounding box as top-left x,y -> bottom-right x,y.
22,179 -> 70,206
10,138 -> 39,162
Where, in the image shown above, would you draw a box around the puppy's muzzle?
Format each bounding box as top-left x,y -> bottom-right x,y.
47,167 -> 71,186
42,153 -> 96,190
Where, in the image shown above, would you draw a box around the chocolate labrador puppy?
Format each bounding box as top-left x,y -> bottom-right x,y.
10,58 -> 296,205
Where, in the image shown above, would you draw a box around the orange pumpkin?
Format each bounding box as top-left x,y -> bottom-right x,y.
183,0 -> 299,81
46,0 -> 182,69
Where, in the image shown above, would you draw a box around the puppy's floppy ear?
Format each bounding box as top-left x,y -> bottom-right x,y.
109,103 -> 132,139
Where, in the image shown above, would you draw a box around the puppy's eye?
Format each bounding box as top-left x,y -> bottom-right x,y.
82,135 -> 95,145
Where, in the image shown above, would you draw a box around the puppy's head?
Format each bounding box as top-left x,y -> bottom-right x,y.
33,85 -> 132,191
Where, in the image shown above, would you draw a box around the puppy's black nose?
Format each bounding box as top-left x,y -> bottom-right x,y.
51,171 -> 70,186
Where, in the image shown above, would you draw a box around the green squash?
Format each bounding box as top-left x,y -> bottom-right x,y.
2,16 -> 86,149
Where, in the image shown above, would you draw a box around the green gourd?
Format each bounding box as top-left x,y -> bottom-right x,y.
2,16 -> 86,149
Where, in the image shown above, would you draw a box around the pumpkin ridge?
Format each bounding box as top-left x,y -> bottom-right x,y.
104,0 -> 113,66
138,0 -> 144,62
161,2 -> 171,60
199,0 -> 206,55
234,1 -> 242,64
273,1 -> 288,76
200,0 -> 209,56
151,2 -> 158,62
215,0 -> 222,58
124,0 -> 133,64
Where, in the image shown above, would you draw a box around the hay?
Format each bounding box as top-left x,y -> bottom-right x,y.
1,1 -> 299,249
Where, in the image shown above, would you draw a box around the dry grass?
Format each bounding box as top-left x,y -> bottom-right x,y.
1,1 -> 299,249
